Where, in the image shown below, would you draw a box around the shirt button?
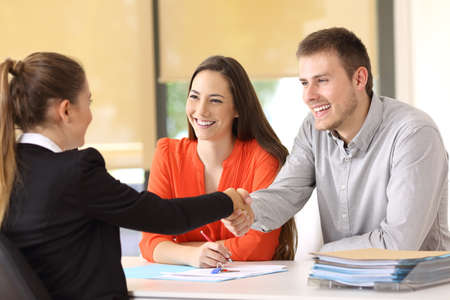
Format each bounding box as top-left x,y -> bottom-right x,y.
340,185 -> 346,190
344,157 -> 351,161
342,214 -> 346,219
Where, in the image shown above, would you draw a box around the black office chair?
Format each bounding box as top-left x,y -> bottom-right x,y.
0,232 -> 52,300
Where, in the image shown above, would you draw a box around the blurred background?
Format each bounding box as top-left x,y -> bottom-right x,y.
1,0 -> 449,258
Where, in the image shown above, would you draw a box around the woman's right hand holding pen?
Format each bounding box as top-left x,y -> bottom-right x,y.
189,241 -> 231,268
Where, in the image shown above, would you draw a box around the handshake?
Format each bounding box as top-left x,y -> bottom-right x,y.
222,188 -> 254,237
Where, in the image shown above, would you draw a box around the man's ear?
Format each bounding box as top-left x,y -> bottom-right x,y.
353,66 -> 368,92
56,99 -> 72,123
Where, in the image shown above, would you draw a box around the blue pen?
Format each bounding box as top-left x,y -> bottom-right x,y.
211,265 -> 239,274
211,262 -> 223,274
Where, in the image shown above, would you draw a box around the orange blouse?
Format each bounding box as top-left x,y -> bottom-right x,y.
139,138 -> 282,262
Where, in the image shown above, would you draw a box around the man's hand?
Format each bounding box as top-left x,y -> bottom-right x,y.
222,188 -> 254,236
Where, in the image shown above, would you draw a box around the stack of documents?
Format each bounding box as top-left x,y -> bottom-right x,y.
308,248 -> 450,291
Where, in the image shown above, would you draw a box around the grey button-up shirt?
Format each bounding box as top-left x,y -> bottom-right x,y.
251,94 -> 450,251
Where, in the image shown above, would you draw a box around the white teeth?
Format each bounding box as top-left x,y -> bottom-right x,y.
313,104 -> 331,112
196,119 -> 214,126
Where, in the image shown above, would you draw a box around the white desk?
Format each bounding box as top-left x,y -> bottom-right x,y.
123,256 -> 450,300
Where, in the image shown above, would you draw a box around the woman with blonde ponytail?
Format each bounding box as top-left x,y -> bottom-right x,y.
0,53 -> 252,300
0,59 -> 18,225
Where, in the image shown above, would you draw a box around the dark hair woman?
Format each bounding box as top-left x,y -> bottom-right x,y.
140,56 -> 297,268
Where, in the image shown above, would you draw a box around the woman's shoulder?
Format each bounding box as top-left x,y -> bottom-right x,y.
16,146 -> 106,193
238,139 -> 279,165
76,147 -> 106,172
17,144 -> 103,169
240,139 -> 271,156
156,137 -> 197,155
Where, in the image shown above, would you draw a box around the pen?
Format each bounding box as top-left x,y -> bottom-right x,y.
199,230 -> 214,242
211,264 -> 240,274
200,230 -> 233,263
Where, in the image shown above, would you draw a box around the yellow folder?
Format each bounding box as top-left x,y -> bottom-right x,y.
312,248 -> 450,261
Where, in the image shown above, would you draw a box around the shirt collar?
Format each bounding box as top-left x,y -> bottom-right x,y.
327,93 -> 383,153
348,93 -> 383,153
18,133 -> 63,153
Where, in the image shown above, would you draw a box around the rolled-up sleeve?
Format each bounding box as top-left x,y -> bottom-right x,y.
251,118 -> 316,232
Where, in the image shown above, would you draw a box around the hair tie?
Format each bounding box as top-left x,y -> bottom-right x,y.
10,60 -> 24,77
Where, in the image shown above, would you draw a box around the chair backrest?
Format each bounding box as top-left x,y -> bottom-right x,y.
0,232 -> 52,300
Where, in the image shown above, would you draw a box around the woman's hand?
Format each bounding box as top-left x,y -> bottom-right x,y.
189,242 -> 231,268
222,188 -> 254,236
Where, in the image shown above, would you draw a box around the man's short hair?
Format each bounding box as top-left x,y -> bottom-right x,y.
296,27 -> 373,98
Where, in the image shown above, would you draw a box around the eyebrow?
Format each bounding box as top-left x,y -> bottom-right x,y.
209,93 -> 224,98
299,73 -> 330,81
189,89 -> 224,98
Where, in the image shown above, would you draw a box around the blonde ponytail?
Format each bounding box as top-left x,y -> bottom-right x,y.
0,53 -> 86,227
0,59 -> 18,227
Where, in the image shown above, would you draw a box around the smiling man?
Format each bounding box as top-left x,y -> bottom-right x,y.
249,27 -> 450,251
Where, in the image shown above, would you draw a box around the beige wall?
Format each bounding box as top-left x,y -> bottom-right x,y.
159,0 -> 378,81
0,0 -> 157,169
1,0 -> 378,170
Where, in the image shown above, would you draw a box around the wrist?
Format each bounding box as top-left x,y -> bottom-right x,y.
185,245 -> 201,267
224,188 -> 242,211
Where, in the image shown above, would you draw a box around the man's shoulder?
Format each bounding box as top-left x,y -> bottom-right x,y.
380,96 -> 437,130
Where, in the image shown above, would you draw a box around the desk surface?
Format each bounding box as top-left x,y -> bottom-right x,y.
123,256 -> 450,300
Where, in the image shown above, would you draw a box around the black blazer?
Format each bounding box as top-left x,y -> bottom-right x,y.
2,144 -> 232,300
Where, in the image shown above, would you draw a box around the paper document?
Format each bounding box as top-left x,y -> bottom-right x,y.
160,264 -> 287,282
125,263 -> 287,282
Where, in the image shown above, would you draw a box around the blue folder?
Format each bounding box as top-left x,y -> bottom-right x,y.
124,263 -> 194,279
